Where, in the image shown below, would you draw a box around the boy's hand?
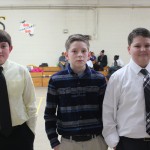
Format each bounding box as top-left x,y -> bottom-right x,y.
54,145 -> 59,150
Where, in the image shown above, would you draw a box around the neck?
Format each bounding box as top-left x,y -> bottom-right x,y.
71,65 -> 86,74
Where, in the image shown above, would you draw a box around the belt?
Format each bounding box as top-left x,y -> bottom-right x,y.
121,136 -> 150,142
142,138 -> 150,141
62,134 -> 100,142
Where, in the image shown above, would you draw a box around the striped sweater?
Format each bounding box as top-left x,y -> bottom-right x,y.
44,64 -> 106,148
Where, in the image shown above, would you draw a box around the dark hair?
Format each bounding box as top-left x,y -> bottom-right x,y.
65,34 -> 90,51
114,55 -> 119,60
101,50 -> 105,53
0,30 -> 12,46
128,28 -> 150,46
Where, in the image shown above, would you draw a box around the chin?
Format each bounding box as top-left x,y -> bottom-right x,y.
139,61 -> 149,68
0,60 -> 4,65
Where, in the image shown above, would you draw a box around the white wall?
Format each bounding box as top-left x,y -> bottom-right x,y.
0,6 -> 150,66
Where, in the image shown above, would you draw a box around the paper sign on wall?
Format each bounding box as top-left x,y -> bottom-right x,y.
19,20 -> 35,36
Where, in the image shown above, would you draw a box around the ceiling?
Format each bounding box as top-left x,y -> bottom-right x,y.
0,0 -> 150,7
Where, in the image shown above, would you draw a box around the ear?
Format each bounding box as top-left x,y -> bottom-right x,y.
65,51 -> 69,60
127,46 -> 131,55
9,46 -> 13,53
88,51 -> 91,59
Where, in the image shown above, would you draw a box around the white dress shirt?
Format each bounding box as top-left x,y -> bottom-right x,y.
102,58 -> 150,148
2,60 -> 37,134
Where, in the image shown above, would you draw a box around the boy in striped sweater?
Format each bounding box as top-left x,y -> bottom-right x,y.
44,34 -> 107,150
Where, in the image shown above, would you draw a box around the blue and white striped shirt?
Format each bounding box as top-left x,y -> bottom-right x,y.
44,64 -> 106,148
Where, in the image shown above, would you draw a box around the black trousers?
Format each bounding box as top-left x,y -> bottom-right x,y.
0,122 -> 35,150
116,136 -> 150,150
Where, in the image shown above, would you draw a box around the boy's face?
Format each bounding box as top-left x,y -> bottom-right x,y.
0,42 -> 12,65
66,41 -> 90,71
128,36 -> 150,68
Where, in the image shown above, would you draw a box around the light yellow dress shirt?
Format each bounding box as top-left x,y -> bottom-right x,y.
2,60 -> 37,134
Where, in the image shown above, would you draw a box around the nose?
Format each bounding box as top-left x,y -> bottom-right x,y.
141,47 -> 146,51
77,51 -> 83,57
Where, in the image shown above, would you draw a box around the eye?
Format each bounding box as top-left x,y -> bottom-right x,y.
134,45 -> 140,48
72,50 -> 77,53
82,49 -> 87,53
145,45 -> 150,48
1,45 -> 7,49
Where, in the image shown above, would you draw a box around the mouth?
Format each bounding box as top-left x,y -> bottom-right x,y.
77,60 -> 84,62
140,53 -> 147,55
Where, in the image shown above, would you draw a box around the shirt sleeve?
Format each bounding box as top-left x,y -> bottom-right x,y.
102,74 -> 120,148
44,77 -> 60,148
23,68 -> 37,134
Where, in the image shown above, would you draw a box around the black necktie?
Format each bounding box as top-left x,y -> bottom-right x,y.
0,66 -> 12,136
140,69 -> 150,135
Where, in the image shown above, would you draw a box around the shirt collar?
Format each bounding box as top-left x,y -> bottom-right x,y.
129,58 -> 150,75
1,60 -> 9,71
67,63 -> 91,77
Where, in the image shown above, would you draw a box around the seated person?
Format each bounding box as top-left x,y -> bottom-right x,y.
112,55 -> 124,67
97,50 -> 108,71
106,55 -> 123,80
90,52 -> 96,64
58,52 -> 68,70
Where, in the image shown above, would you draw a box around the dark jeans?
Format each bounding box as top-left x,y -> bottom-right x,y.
0,122 -> 35,150
116,136 -> 150,150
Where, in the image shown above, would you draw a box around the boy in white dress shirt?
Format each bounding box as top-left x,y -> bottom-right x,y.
102,27 -> 150,150
0,29 -> 37,150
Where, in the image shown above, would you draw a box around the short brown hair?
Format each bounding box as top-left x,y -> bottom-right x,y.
0,30 -> 12,46
65,34 -> 90,51
128,28 -> 150,46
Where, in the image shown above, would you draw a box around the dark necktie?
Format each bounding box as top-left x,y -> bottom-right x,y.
0,66 -> 12,136
140,69 -> 150,135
